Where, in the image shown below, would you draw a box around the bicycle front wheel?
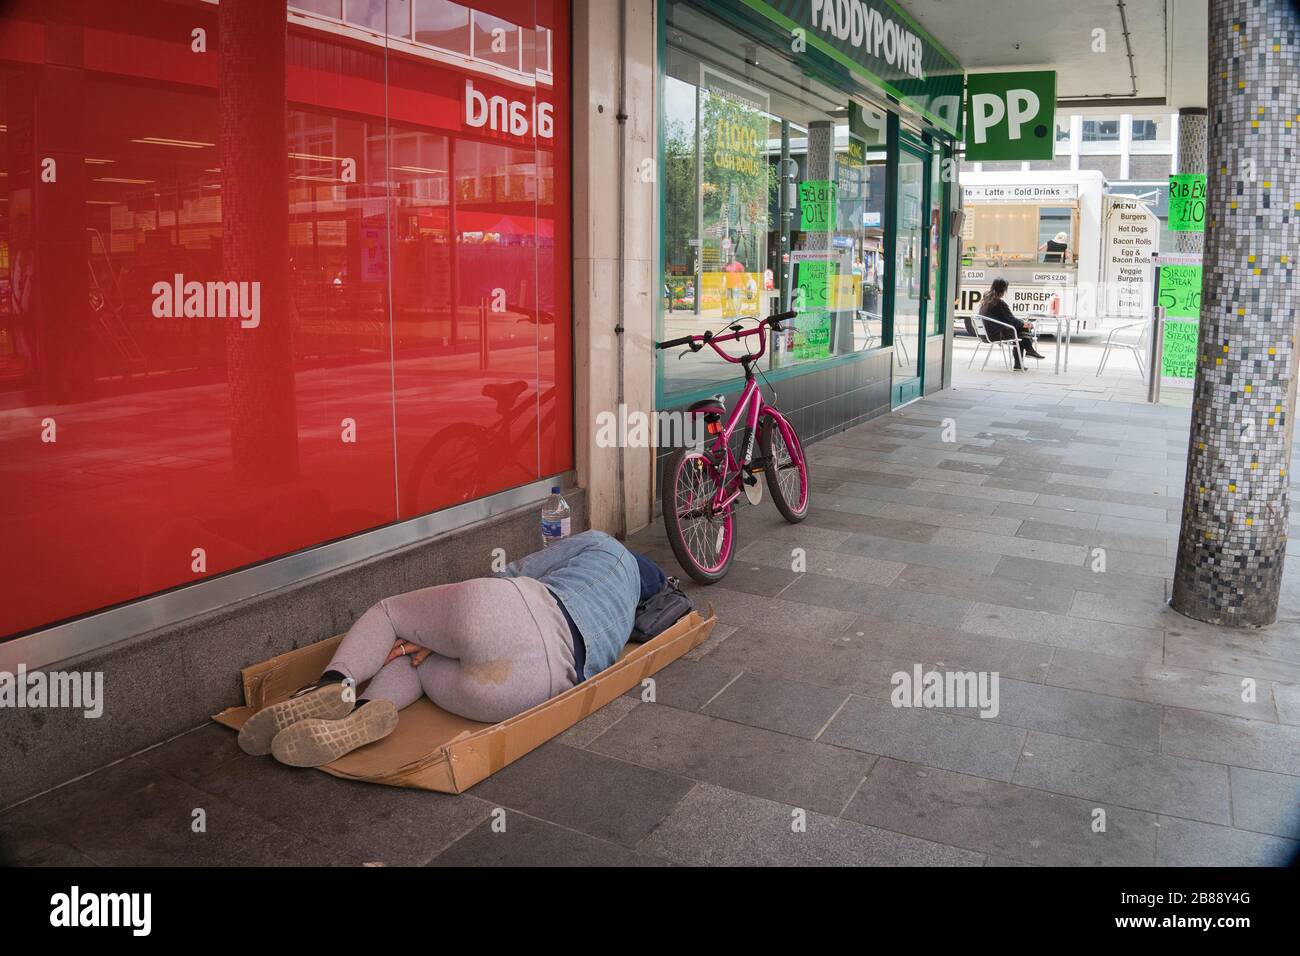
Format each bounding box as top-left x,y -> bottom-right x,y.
760,414 -> 810,523
662,447 -> 736,584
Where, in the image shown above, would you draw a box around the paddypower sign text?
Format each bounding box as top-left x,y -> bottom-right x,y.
964,71 -> 1056,161
809,0 -> 926,79
751,0 -> 965,137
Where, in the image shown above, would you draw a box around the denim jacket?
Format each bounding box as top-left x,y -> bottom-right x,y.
496,530 -> 640,680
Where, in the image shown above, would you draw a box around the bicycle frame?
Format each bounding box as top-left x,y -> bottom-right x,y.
688,317 -> 804,515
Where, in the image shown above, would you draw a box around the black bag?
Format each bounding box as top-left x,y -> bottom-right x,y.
631,577 -> 694,642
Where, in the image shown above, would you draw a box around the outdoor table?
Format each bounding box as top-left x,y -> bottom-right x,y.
1024,312 -> 1071,374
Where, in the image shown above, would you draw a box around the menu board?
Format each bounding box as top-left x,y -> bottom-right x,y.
1103,196 -> 1159,317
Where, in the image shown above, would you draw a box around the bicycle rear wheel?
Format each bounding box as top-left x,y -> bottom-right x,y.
661,447 -> 736,584
760,414 -> 810,523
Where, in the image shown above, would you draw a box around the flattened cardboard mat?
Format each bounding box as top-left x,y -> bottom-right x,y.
214,606 -> 716,793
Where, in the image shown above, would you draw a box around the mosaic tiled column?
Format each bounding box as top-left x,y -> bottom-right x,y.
1174,108 -> 1207,255
1171,0 -> 1300,626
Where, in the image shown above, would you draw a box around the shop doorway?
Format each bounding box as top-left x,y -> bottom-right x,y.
891,140 -> 930,407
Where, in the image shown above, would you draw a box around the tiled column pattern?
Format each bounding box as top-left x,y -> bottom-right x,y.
1171,0 -> 1300,626
805,121 -> 834,252
1175,108 -> 1208,255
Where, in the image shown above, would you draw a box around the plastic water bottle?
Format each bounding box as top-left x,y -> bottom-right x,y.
541,486 -> 571,547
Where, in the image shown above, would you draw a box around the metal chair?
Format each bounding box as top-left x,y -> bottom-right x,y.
970,315 -> 1033,370
1097,319 -> 1150,378
855,310 -> 880,349
856,309 -> 909,367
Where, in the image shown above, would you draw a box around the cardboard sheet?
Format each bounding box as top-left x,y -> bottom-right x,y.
214,606 -> 716,792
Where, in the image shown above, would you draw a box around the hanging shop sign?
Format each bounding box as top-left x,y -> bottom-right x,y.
963,70 -> 1057,161
742,0 -> 964,137
848,101 -> 888,146
1168,173 -> 1207,232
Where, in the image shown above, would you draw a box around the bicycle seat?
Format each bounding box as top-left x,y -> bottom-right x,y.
482,380 -> 528,410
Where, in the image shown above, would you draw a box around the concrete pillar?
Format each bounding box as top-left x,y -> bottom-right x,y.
1174,108 -> 1208,254
1171,0 -> 1300,626
572,0 -> 657,536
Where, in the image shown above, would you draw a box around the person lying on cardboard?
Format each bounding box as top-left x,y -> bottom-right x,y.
237,530 -> 668,768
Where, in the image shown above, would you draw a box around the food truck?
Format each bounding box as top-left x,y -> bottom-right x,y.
954,169 -> 1158,337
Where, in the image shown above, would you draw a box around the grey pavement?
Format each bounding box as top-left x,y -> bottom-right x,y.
3,380 -> 1298,866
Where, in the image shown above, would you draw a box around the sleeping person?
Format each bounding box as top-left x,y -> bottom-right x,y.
238,530 -> 667,767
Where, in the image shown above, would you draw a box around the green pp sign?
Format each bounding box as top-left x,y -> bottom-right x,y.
964,71 -> 1056,161
1169,174 -> 1206,232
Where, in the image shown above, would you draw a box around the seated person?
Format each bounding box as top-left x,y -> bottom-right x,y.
1039,231 -> 1069,263
238,530 -> 668,768
978,278 -> 1046,371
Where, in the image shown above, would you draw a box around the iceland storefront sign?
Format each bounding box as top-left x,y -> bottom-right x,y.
744,0 -> 964,137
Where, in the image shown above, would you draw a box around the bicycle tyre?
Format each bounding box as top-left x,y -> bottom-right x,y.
759,414 -> 810,523
661,446 -> 736,585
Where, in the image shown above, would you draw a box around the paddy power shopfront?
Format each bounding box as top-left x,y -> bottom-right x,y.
658,0 -> 964,444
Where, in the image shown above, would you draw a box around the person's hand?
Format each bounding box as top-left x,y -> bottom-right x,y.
386,639 -> 432,667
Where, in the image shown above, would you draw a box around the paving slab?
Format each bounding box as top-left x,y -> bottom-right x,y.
639,783 -> 983,867
845,757 -> 1157,866
1013,731 -> 1232,825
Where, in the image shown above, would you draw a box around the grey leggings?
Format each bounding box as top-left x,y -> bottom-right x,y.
327,576 -> 577,723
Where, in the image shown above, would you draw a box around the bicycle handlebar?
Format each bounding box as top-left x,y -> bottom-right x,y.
655,310 -> 797,352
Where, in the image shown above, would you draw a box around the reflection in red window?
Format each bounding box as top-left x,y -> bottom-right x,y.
0,0 -> 572,638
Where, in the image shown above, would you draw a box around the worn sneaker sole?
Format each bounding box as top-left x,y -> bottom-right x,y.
238,682 -> 354,757
270,700 -> 399,768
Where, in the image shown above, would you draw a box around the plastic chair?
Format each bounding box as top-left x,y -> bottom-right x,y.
1097,320 -> 1150,378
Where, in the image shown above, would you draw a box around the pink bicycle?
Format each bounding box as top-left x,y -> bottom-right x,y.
655,310 -> 811,584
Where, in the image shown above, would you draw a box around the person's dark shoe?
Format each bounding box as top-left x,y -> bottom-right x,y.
1023,347 -> 1047,360
270,699 -> 399,767
238,680 -> 355,756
